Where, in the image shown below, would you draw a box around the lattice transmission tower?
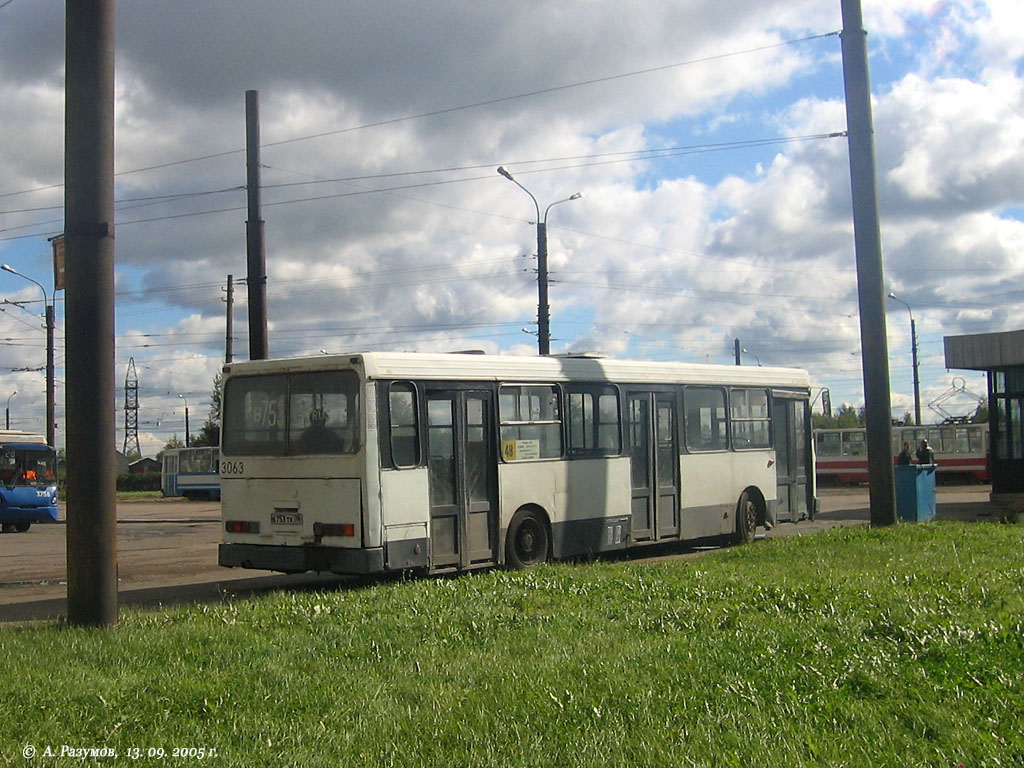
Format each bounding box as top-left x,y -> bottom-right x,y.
123,356 -> 141,457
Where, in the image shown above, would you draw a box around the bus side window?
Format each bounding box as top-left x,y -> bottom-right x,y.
499,385 -> 562,460
729,388 -> 770,449
389,383 -> 419,468
566,385 -> 620,456
684,387 -> 727,452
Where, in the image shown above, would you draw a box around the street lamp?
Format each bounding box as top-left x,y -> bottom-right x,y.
178,394 -> 190,447
1,264 -> 55,446
6,390 -> 16,430
887,292 -> 921,425
741,348 -> 762,367
497,167 -> 582,356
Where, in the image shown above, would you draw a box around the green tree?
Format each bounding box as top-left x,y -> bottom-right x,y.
193,373 -> 222,447
163,434 -> 184,451
971,404 -> 988,424
813,403 -> 865,430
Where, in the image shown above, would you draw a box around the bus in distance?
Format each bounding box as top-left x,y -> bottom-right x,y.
161,446 -> 221,500
218,352 -> 816,575
0,430 -> 58,533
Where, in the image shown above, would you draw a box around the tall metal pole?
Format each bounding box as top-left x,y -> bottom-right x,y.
65,0 -> 118,626
841,0 -> 897,527
535,221 -> 550,356
910,317 -> 920,425
45,303 -> 54,446
888,292 -> 921,425
246,90 -> 269,361
734,338 -> 742,365
496,167 -> 580,356
225,274 -> 234,364
5,391 -> 15,430
0,265 -> 55,447
179,394 -> 190,447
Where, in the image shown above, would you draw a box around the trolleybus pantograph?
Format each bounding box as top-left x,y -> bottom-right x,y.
218,352 -> 817,575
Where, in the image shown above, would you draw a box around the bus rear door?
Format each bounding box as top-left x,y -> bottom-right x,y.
772,395 -> 811,522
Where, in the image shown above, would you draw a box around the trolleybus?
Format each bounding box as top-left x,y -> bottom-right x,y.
813,422 -> 989,484
161,446 -> 221,500
0,430 -> 58,533
218,352 -> 816,575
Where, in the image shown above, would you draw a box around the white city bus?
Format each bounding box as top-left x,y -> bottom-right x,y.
218,352 -> 815,575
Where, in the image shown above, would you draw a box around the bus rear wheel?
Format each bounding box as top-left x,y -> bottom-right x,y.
14,522 -> 30,533
734,491 -> 757,544
505,510 -> 550,569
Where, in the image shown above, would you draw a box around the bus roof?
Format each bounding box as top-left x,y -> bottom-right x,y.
224,351 -> 811,390
0,429 -> 50,446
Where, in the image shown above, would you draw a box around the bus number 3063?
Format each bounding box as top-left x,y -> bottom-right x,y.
220,460 -> 244,476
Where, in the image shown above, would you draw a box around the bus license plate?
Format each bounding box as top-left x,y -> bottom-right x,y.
271,510 -> 303,526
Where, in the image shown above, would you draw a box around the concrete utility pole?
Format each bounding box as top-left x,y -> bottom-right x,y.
65,0 -> 119,626
224,274 -> 234,364
496,167 -> 581,356
734,339 -> 742,366
245,91 -> 269,361
841,0 -> 897,527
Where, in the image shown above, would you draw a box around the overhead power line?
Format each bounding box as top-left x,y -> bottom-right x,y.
0,30 -> 839,201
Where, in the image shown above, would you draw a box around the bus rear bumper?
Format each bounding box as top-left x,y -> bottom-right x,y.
219,543 -> 384,575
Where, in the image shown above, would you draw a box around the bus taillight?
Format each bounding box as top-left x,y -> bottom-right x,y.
225,520 -> 260,534
314,522 -> 355,538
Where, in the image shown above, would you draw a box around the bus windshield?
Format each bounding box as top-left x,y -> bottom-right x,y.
0,447 -> 57,489
223,370 -> 360,456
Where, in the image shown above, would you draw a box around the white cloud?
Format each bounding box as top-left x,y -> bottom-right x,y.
0,0 -> 1021,448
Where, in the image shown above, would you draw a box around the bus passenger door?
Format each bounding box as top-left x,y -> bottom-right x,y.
655,393 -> 680,538
627,391 -> 679,542
426,390 -> 498,569
772,396 -> 810,522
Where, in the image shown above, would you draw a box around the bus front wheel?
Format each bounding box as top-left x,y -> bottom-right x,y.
735,492 -> 757,544
505,509 -> 550,569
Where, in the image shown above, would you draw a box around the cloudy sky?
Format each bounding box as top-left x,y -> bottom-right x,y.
1,0 -> 1021,454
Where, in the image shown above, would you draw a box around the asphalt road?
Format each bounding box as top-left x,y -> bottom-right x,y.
0,485 -> 999,623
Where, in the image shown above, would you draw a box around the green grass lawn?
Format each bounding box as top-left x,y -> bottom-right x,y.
2,522 -> 1022,767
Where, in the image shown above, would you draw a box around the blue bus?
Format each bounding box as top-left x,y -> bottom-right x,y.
162,446 -> 221,501
0,431 -> 59,533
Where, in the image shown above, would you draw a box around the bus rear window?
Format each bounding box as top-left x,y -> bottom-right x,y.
223,371 -> 359,456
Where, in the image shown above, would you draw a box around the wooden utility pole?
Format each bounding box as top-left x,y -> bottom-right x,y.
841,0 -> 897,526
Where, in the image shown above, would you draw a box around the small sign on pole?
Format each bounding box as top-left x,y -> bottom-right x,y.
49,234 -> 65,291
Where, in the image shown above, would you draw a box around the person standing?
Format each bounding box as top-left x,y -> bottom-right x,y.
916,439 -> 935,465
897,441 -> 913,465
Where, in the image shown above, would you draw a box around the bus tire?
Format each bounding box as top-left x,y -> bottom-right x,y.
734,491 -> 757,544
14,522 -> 30,533
505,509 -> 550,569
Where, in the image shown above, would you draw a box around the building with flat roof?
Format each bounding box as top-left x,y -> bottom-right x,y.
945,329 -> 1024,504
